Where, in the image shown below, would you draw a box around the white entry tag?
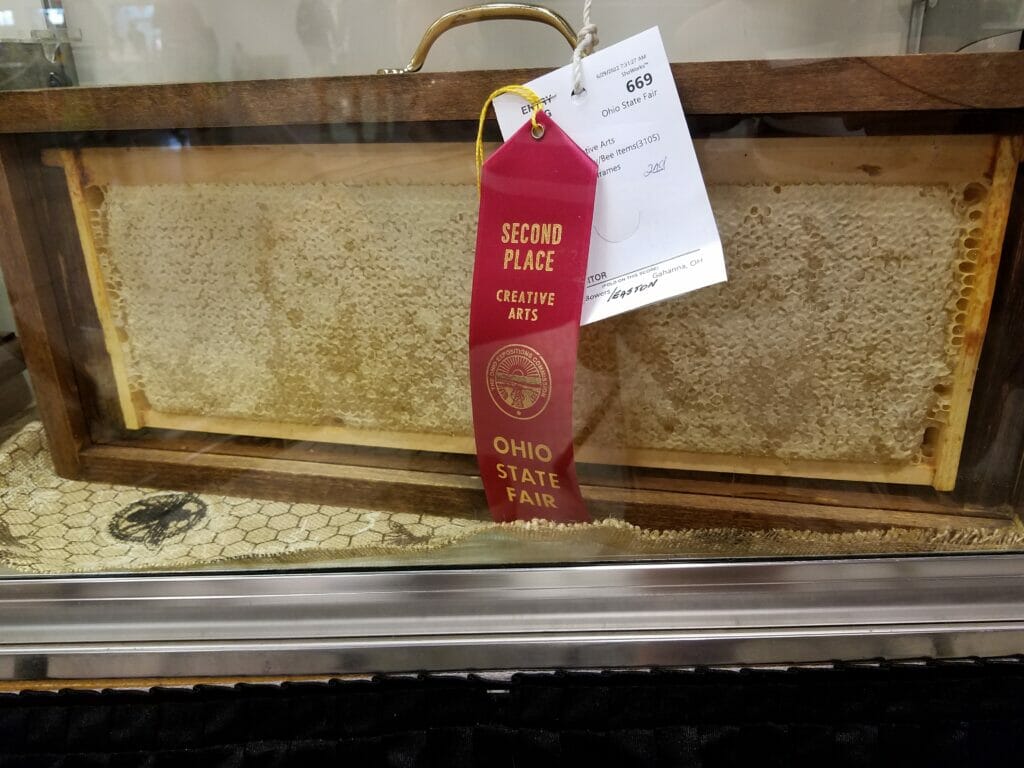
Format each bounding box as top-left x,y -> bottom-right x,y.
493,27 -> 725,325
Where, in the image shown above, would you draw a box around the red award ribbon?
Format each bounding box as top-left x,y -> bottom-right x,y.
470,88 -> 598,523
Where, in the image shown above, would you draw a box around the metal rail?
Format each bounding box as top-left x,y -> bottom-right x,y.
2,554 -> 1024,678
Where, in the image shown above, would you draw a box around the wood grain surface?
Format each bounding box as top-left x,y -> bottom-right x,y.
0,53 -> 1022,134
44,134 -> 1005,187
0,138 -> 88,475
77,443 -> 1011,533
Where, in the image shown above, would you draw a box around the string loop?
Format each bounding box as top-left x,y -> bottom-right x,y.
475,84 -> 544,194
572,0 -> 599,95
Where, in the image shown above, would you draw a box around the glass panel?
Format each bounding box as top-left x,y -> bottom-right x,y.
61,1 -> 970,86
1,0 -> 1023,576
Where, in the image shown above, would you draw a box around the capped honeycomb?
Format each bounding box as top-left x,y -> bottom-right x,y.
586,182 -> 972,464
78,141 -> 1000,484
98,183 -> 477,434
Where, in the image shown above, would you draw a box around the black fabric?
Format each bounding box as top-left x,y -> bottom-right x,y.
2,659 -> 1024,766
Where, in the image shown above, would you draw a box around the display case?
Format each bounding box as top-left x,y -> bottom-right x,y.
2,52 -> 1023,534
1,2 -> 1024,682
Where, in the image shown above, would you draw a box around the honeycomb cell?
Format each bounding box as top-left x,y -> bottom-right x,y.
337,520 -> 371,536
237,514 -> 269,532
214,529 -> 245,546
243,528 -> 276,545
187,529 -> 217,546
351,531 -> 385,548
321,534 -> 352,549
308,526 -> 339,543
61,490 -> 91,505
268,513 -> 300,532
301,512 -> 330,531
36,524 -> 67,540
64,511 -> 96,529
33,513 -> 64,529
206,514 -> 241,533
189,543 -> 224,560
276,527 -> 309,544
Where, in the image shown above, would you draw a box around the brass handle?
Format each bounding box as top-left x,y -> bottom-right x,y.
378,3 -> 578,75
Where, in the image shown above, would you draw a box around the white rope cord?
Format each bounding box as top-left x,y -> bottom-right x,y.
571,0 -> 598,95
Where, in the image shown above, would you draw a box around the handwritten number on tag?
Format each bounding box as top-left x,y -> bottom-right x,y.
644,157 -> 667,177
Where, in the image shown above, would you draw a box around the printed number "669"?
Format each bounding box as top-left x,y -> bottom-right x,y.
625,73 -> 654,92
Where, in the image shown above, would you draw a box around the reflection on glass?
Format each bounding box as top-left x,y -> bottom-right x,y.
0,3 -> 1022,577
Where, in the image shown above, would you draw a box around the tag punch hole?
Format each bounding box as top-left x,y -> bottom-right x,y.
571,87 -> 588,104
593,193 -> 641,244
531,123 -> 546,140
594,212 -> 641,244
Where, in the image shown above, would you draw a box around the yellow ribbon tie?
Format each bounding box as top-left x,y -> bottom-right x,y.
475,84 -> 545,195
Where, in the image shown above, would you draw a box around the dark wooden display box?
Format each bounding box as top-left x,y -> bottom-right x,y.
1,53 -> 1023,532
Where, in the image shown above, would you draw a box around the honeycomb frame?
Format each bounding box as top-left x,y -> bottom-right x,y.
50,135 -> 1021,491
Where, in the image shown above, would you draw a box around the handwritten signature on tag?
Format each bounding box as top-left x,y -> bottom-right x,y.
644,157 -> 667,177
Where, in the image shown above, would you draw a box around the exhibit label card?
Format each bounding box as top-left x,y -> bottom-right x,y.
493,27 -> 726,324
